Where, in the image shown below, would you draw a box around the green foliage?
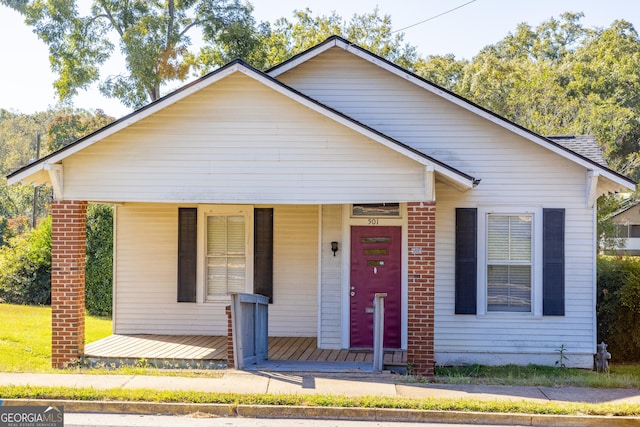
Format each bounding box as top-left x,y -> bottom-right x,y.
227,7 -> 418,71
0,216 -> 51,305
46,109 -> 114,152
555,344 -> 569,368
1,383 -> 640,416
597,255 -> 640,361
597,194 -> 628,252
85,204 -> 113,316
2,0 -> 259,108
434,363 -> 640,389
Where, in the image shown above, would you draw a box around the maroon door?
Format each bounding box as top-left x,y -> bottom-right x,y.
350,226 -> 402,348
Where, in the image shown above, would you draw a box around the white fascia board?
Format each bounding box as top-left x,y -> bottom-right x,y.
7,64 -> 244,186
7,163 -> 45,186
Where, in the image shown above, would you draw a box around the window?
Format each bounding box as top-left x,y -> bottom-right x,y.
206,215 -> 247,298
615,224 -> 629,238
351,203 -> 400,217
630,225 -> 640,238
455,207 -> 563,317
486,214 -> 532,312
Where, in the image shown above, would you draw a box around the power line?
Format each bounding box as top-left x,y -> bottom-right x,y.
392,0 -> 477,33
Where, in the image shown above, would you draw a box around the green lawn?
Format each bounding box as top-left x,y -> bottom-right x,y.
0,303 -> 639,416
2,302 -> 640,390
0,303 -> 112,372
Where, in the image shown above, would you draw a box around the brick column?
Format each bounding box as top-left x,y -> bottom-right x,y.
51,200 -> 88,368
226,305 -> 235,368
406,201 -> 436,377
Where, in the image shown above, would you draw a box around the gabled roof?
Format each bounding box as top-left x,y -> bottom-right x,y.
7,58 -> 477,192
268,36 -> 636,193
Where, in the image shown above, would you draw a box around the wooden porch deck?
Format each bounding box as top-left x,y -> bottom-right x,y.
84,335 -> 407,368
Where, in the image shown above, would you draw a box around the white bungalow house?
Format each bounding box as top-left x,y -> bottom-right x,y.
7,36 -> 635,374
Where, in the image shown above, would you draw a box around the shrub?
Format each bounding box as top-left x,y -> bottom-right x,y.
0,217 -> 51,305
0,205 -> 113,316
85,204 -> 113,316
597,255 -> 640,361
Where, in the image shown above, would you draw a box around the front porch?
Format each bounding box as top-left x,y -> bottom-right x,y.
84,335 -> 408,371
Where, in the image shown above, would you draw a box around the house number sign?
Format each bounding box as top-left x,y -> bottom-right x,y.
368,218 -> 380,225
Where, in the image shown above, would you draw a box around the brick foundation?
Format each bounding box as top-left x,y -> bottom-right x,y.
226,305 -> 235,368
51,200 -> 88,368
406,201 -> 436,377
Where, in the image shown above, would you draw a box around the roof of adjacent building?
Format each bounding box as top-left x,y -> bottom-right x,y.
547,135 -> 608,167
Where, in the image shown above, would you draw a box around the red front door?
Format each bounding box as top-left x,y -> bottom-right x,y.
350,226 -> 402,349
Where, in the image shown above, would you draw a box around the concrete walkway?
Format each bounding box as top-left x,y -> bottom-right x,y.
1,371 -> 639,426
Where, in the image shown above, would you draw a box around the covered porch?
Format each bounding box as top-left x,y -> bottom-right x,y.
84,335 -> 408,372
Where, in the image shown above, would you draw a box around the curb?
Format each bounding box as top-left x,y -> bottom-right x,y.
3,399 -> 640,426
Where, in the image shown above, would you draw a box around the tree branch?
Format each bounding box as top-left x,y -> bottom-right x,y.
166,0 -> 175,50
96,1 -> 124,38
179,20 -> 200,39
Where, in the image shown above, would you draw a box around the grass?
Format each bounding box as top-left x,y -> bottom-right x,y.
0,303 -> 111,372
433,363 -> 640,389
0,385 -> 638,416
1,303 -> 640,417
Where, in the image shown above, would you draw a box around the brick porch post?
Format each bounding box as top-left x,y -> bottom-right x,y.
51,200 -> 88,368
406,201 -> 436,377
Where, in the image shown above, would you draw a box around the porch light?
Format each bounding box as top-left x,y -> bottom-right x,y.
331,241 -> 339,256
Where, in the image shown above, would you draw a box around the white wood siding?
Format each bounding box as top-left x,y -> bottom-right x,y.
114,203 -> 226,335
278,48 -> 597,367
319,205 -> 343,348
114,203 -> 319,337
61,72 -> 426,204
269,205 -> 319,336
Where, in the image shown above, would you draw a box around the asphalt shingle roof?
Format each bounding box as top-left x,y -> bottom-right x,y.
547,135 -> 608,167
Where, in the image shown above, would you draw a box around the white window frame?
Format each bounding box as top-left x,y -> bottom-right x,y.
197,205 -> 254,303
477,207 -> 543,317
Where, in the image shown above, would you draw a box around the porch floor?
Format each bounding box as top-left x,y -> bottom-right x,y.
84,335 -> 407,368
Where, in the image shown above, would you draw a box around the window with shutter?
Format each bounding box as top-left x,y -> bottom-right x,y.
206,214 -> 247,299
457,207 -> 565,317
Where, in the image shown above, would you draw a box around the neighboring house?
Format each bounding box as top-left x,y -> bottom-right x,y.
604,199 -> 640,255
7,36 -> 635,374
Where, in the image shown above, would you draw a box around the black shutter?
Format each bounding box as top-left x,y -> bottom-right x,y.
177,208 -> 197,302
455,208 -> 477,314
543,208 -> 565,316
254,208 -> 274,303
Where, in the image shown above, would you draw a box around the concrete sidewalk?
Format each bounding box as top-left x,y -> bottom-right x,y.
1,370 -> 640,425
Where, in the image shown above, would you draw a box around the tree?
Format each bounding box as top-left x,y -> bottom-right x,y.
47,109 -> 115,151
245,8 -> 418,71
2,0 -> 259,109
413,54 -> 468,91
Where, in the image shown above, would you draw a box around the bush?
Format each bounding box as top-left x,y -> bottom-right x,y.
597,255 -> 640,361
85,204 -> 113,316
0,217 -> 51,305
0,205 -> 113,316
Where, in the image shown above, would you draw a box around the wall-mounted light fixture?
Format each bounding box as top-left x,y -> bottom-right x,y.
331,241 -> 339,257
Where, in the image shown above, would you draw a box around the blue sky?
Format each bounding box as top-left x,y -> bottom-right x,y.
1,0 -> 639,118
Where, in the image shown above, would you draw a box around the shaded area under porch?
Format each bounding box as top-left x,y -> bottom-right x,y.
84,335 -> 408,372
